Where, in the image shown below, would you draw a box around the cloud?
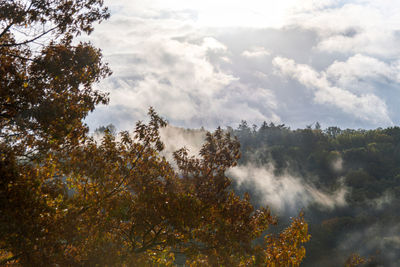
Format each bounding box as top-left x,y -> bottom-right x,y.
326,54 -> 400,89
338,222 -> 400,267
83,6 -> 282,130
272,56 -> 392,125
288,2 -> 400,57
331,156 -> 343,173
366,190 -> 395,211
229,164 -> 347,214
159,125 -> 206,163
242,46 -> 271,58
83,0 -> 400,131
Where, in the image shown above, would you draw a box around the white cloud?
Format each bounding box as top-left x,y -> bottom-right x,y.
84,0 -> 400,130
159,125 -> 207,165
326,54 -> 400,88
273,56 -> 392,125
242,46 -> 271,58
288,2 -> 400,57
229,164 -> 347,213
104,0 -> 301,28
86,8 -> 281,130
202,37 -> 227,51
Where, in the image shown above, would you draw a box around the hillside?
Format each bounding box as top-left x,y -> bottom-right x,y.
230,122 -> 400,266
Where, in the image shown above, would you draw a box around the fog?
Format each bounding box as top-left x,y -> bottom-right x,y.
229,163 -> 347,214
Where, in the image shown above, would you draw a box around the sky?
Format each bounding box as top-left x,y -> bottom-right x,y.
84,0 -> 400,131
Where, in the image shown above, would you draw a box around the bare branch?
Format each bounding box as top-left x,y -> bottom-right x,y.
0,26 -> 58,47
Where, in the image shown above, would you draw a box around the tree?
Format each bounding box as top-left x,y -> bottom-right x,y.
0,0 -> 110,264
94,124 -> 117,136
0,1 -> 310,265
0,0 -> 111,156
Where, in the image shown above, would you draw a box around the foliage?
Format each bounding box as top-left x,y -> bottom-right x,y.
0,0 -> 111,156
1,0 -> 109,264
344,253 -> 370,267
0,2 -> 310,266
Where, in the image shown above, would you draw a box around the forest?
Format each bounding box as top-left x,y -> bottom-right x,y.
229,121 -> 400,266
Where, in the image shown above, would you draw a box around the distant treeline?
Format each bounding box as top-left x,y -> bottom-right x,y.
230,121 -> 400,266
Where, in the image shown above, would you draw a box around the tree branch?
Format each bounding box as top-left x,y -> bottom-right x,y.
0,26 -> 58,47
0,23 -> 14,39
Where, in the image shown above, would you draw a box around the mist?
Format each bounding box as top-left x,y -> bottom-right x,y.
229,164 -> 347,215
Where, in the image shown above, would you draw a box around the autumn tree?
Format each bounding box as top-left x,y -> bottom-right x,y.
0,1 -> 310,266
0,0 -> 111,154
1,0 -> 110,264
